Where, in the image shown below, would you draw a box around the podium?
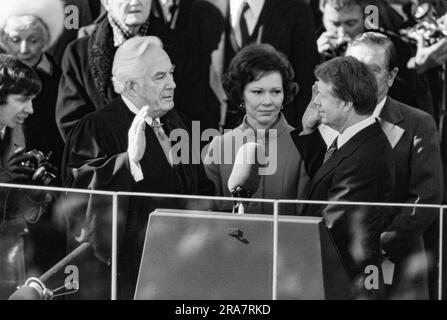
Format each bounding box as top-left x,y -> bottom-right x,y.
134,210 -> 352,300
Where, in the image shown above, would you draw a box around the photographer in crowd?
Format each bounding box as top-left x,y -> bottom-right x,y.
0,54 -> 63,299
0,0 -> 66,181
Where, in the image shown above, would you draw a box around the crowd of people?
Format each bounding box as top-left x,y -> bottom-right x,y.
0,0 -> 446,300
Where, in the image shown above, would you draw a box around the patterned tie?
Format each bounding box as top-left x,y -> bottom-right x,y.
239,1 -> 250,48
323,137 -> 338,164
150,119 -> 174,167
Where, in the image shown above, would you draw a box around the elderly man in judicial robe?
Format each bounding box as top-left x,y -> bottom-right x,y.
62,36 -> 211,299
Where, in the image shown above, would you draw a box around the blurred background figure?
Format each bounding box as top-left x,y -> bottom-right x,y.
316,0 -> 438,119
159,0 -> 195,31
188,0 -> 318,130
317,0 -> 365,60
204,44 -> 309,215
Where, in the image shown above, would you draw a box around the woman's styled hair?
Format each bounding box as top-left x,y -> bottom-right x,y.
223,43 -> 299,107
0,54 -> 42,105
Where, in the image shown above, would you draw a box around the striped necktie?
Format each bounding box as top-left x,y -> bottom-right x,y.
323,137 -> 338,164
150,120 -> 174,167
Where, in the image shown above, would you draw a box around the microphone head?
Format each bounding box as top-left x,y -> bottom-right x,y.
228,142 -> 264,195
8,285 -> 42,300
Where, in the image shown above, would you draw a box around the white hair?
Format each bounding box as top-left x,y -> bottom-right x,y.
112,36 -> 163,94
0,0 -> 65,48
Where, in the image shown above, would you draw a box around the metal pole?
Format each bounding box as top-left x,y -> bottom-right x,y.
439,206 -> 444,300
111,193 -> 118,300
272,202 -> 279,300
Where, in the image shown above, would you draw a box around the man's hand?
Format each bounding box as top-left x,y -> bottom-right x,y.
128,106 -> 148,164
0,147 -> 35,183
407,37 -> 447,74
317,31 -> 338,54
317,31 -> 350,58
301,82 -> 322,134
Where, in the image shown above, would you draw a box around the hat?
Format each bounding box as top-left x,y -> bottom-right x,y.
0,0 -> 65,47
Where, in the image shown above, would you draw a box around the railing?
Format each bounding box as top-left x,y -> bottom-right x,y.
0,183 -> 444,300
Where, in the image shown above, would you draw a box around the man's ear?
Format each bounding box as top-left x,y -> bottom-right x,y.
126,80 -> 138,97
387,67 -> 399,88
343,101 -> 354,112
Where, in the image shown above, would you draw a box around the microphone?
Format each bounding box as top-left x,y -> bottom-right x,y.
9,242 -> 92,300
228,142 -> 264,214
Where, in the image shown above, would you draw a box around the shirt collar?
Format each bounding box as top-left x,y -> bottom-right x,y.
121,95 -> 160,125
35,54 -> 53,76
0,126 -> 5,140
372,97 -> 387,119
319,99 -> 385,148
337,116 -> 376,149
230,0 -> 265,28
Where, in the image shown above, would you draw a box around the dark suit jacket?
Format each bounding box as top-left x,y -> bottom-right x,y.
368,0 -> 440,118
379,97 -> 443,262
62,97 -> 205,299
188,0 -> 319,128
292,122 -> 394,296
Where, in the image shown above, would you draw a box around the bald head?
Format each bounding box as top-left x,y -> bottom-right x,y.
112,36 -> 164,94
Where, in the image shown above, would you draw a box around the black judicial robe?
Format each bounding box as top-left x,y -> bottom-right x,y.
62,97 -> 202,299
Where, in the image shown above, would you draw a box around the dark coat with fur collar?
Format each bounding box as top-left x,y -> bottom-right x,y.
56,13 -> 207,141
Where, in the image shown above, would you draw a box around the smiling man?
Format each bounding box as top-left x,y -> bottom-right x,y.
62,36 -> 211,299
0,54 -> 42,183
291,56 -> 394,298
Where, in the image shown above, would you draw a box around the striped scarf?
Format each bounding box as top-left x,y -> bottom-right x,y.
108,14 -> 152,47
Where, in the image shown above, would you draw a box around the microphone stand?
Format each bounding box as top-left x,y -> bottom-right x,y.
231,186 -> 251,215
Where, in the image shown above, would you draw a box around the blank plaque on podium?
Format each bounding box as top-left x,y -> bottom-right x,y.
134,210 -> 351,300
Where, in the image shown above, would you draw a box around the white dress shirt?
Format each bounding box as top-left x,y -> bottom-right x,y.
319,98 -> 386,149
230,0 -> 265,47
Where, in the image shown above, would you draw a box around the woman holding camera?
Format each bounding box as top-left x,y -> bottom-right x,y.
204,44 -> 310,215
0,0 -> 65,182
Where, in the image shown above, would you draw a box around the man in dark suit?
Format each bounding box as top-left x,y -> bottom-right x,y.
344,32 -> 443,299
291,56 -> 394,298
188,0 -> 318,130
62,36 -> 211,299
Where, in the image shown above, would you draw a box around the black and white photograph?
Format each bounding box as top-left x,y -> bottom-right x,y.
0,0 -> 446,310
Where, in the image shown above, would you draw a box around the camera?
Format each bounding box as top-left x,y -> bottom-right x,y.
20,150 -> 57,186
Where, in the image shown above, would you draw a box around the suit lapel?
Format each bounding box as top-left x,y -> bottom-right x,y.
306,122 -> 383,199
379,97 -> 406,149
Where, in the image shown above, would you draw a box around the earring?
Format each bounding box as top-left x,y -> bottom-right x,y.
281,105 -> 284,110
239,102 -> 246,110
